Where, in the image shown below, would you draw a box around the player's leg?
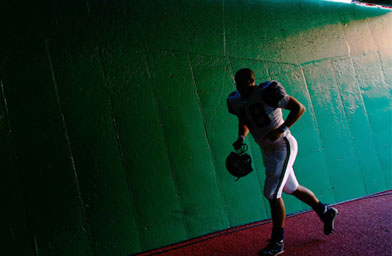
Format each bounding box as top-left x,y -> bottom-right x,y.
281,163 -> 318,207
260,137 -> 296,256
291,185 -> 319,208
269,198 -> 285,229
264,174 -> 287,248
283,163 -> 338,235
292,185 -> 338,235
258,198 -> 285,256
283,168 -> 338,235
280,134 -> 338,235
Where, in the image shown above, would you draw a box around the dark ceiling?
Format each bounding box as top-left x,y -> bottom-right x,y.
354,0 -> 392,7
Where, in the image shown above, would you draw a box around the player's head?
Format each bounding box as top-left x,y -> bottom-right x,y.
235,68 -> 255,99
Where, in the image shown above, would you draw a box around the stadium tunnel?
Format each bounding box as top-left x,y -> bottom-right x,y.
1,0 -> 391,255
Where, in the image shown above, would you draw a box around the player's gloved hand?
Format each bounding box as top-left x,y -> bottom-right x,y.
233,137 -> 245,150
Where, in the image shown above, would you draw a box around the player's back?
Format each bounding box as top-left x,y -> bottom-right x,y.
227,81 -> 289,144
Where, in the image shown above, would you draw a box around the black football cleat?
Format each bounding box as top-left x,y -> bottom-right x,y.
259,240 -> 284,256
322,207 -> 338,235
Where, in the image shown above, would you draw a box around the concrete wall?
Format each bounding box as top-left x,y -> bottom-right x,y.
1,0 -> 391,255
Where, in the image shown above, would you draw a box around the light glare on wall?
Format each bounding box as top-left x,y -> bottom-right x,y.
326,0 -> 352,3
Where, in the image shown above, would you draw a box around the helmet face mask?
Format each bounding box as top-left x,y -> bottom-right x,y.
226,145 -> 253,181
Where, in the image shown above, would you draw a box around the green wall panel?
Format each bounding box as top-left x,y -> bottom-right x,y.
2,39 -> 94,255
143,0 -> 224,56
0,81 -> 35,256
47,41 -> 142,255
365,8 -> 392,57
353,53 -> 392,187
224,1 -> 278,61
303,61 -> 367,201
90,0 -> 145,48
47,1 -> 143,254
225,1 -> 352,64
332,58 -> 386,193
98,45 -> 188,250
148,51 -> 228,237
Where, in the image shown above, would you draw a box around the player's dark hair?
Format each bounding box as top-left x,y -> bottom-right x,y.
235,68 -> 255,85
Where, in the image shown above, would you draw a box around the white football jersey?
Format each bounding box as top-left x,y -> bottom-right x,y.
227,81 -> 290,144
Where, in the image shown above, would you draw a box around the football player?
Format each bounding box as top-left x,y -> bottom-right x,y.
227,68 -> 338,256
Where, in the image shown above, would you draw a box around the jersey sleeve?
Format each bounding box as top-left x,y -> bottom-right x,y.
260,81 -> 290,108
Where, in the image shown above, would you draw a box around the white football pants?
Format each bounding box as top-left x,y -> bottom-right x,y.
260,133 -> 299,200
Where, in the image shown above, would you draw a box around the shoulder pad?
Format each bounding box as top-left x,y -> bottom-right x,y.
260,81 -> 288,107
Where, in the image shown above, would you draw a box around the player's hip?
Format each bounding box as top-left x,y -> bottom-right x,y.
259,132 -> 296,151
260,133 -> 297,166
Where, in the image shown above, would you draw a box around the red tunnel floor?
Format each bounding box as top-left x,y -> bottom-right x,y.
136,190 -> 392,256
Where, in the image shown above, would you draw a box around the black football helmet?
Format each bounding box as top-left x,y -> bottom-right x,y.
226,144 -> 253,181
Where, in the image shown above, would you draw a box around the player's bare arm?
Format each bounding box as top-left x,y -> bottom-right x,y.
282,96 -> 306,127
266,96 -> 305,141
233,120 -> 249,150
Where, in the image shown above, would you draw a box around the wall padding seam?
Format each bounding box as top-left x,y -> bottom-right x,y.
45,37 -> 96,255
145,54 -> 191,240
187,54 -> 231,227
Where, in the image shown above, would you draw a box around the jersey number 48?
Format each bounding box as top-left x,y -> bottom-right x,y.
239,103 -> 271,129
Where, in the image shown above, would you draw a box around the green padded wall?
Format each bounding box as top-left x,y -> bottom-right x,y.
0,0 -> 391,255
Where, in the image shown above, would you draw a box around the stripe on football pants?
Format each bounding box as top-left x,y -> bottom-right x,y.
273,137 -> 291,199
